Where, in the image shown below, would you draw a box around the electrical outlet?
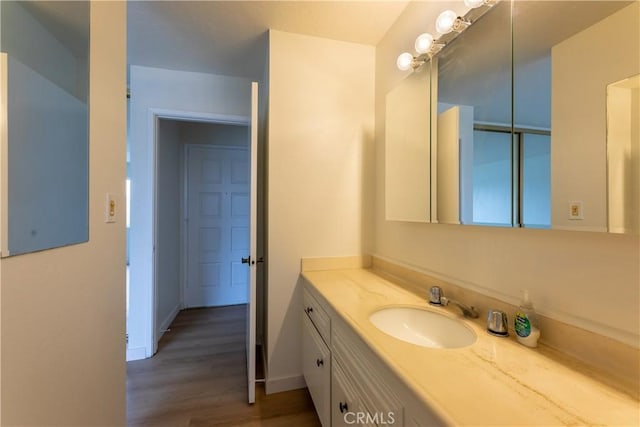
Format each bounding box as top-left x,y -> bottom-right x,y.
568,201 -> 583,220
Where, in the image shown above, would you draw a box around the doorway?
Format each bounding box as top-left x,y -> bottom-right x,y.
147,117 -> 252,354
127,112 -> 253,359
127,82 -> 260,404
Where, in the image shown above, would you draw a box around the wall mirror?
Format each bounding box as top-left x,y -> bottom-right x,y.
434,0 -> 512,226
427,0 -> 639,233
1,1 -> 90,256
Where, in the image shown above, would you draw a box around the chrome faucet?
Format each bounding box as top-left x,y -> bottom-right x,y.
429,286 -> 479,318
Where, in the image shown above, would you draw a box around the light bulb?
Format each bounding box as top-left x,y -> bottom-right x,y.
464,0 -> 485,8
436,10 -> 458,34
414,33 -> 434,54
396,52 -> 414,71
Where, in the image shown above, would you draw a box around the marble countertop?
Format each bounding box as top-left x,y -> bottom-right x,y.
302,268 -> 640,426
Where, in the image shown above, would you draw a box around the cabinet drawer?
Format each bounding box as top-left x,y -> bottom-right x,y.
302,314 -> 331,427
303,289 -> 331,344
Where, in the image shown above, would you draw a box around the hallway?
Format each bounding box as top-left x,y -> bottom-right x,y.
126,305 -> 320,426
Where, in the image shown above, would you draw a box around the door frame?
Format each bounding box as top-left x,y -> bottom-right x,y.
148,108 -> 250,354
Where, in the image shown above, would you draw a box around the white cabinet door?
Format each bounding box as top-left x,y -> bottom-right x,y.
331,360 -> 374,427
303,281 -> 445,427
333,319 -> 404,426
302,315 -> 331,426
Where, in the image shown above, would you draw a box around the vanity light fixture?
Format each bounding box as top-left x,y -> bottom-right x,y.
436,10 -> 471,34
396,52 -> 425,71
464,0 -> 485,8
396,0 -> 498,71
414,33 -> 447,56
436,10 -> 457,34
451,16 -> 472,32
464,0 -> 497,9
415,32 -> 434,54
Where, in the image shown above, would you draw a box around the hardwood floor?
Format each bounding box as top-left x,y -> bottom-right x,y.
127,305 -> 321,426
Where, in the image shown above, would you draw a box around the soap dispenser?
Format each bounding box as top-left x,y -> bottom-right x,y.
514,290 -> 540,348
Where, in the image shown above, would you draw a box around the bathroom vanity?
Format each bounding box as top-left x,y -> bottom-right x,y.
301,258 -> 639,426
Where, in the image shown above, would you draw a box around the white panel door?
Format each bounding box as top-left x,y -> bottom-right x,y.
246,82 -> 258,404
186,145 -> 249,308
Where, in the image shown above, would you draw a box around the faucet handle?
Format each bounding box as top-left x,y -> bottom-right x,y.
487,309 -> 509,336
429,286 -> 443,305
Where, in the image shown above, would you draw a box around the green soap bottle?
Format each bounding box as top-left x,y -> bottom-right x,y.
514,290 -> 540,348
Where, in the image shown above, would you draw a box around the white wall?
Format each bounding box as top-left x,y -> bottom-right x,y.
385,67 -> 431,222
266,30 -> 375,392
375,2 -> 639,348
551,3 -> 640,232
155,119 -> 182,338
179,121 -> 248,147
0,2 -> 126,424
128,65 -> 252,359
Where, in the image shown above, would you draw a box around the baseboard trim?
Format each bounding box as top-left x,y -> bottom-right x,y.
265,374 -> 306,394
260,344 -> 268,381
157,303 -> 181,342
126,347 -> 147,361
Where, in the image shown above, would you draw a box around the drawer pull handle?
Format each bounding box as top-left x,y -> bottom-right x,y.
339,402 -> 349,413
316,358 -> 323,367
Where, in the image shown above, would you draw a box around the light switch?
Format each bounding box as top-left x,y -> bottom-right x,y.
106,193 -> 116,223
568,201 -> 583,220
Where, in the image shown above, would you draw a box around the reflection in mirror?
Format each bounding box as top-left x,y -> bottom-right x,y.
470,128 -> 512,226
385,65 -> 431,222
434,0 -> 512,226
1,1 -> 89,256
521,132 -> 550,227
514,0 -> 635,232
607,74 -> 639,235
432,0 -> 638,232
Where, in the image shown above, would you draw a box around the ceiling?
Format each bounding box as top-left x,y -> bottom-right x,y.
128,1 -> 410,80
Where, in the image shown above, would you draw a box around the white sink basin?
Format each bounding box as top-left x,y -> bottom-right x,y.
369,306 -> 477,349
